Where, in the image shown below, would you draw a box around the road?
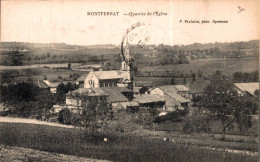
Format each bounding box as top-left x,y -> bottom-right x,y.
0,116 -> 75,128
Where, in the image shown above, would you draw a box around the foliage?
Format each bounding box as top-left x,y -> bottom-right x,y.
56,82 -> 78,103
182,110 -> 211,133
59,93 -> 113,130
139,86 -> 149,94
58,108 -> 71,125
154,109 -> 188,123
200,73 -> 255,140
0,83 -> 55,119
233,70 -> 259,83
136,108 -> 156,126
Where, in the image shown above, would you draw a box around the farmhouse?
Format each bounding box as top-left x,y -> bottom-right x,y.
102,87 -> 133,109
149,85 -> 191,111
66,87 -> 133,110
134,94 -> 165,109
233,82 -> 259,97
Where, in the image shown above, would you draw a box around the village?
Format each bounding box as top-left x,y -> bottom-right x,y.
32,41 -> 259,128
0,0 -> 259,161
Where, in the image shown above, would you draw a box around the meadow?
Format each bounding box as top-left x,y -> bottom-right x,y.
138,57 -> 259,78
0,67 -> 85,83
0,122 -> 257,162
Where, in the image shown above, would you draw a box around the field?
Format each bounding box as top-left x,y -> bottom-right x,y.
0,144 -> 110,162
0,67 -> 86,83
138,57 -> 259,77
0,122 -> 257,162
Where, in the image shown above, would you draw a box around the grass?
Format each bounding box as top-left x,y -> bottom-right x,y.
139,57 -> 258,77
0,122 -> 257,162
0,67 -> 85,83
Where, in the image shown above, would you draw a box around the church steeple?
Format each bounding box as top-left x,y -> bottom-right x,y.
124,37 -> 131,62
121,36 -> 131,71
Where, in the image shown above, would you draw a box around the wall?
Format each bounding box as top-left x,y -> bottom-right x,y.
66,97 -> 82,106
84,71 -> 100,88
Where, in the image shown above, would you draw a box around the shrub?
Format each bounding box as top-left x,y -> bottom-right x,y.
182,110 -> 211,133
154,109 -> 188,123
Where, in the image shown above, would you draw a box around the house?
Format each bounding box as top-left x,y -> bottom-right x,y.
149,85 -> 191,111
38,80 -> 77,93
65,88 -> 109,112
66,87 -> 133,110
134,94 -> 165,109
233,82 -> 259,97
101,87 -> 133,109
38,80 -> 60,93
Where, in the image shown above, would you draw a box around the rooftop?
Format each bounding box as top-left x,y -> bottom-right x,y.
134,94 -> 165,104
76,73 -> 89,82
67,88 -> 108,97
234,82 -> 259,96
150,85 -> 191,103
94,70 -> 122,80
158,85 -> 190,92
102,87 -> 130,102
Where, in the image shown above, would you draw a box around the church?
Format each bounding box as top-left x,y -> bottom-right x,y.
83,42 -> 132,88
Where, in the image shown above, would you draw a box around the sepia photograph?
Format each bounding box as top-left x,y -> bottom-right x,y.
0,0 -> 259,161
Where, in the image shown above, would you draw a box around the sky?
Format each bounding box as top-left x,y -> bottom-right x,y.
1,0 -> 259,46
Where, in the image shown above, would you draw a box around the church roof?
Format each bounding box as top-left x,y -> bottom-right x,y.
76,73 -> 89,82
93,70 -> 122,80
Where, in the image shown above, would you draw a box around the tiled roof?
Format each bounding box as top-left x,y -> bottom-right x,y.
102,87 -> 129,102
150,85 -> 191,103
40,80 -> 76,88
76,73 -> 89,82
158,85 -> 190,92
94,70 -> 122,80
134,94 -> 165,104
67,88 -> 108,97
127,101 -> 139,107
234,82 -> 259,96
37,80 -> 49,88
166,92 -> 190,103
42,80 -> 60,88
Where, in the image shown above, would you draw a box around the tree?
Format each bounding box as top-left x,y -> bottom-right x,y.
170,77 -> 176,85
58,108 -> 71,125
1,83 -> 56,119
56,83 -> 78,103
183,77 -> 187,84
192,73 -> 196,81
74,94 -> 113,131
200,74 -> 254,140
43,75 -> 48,80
